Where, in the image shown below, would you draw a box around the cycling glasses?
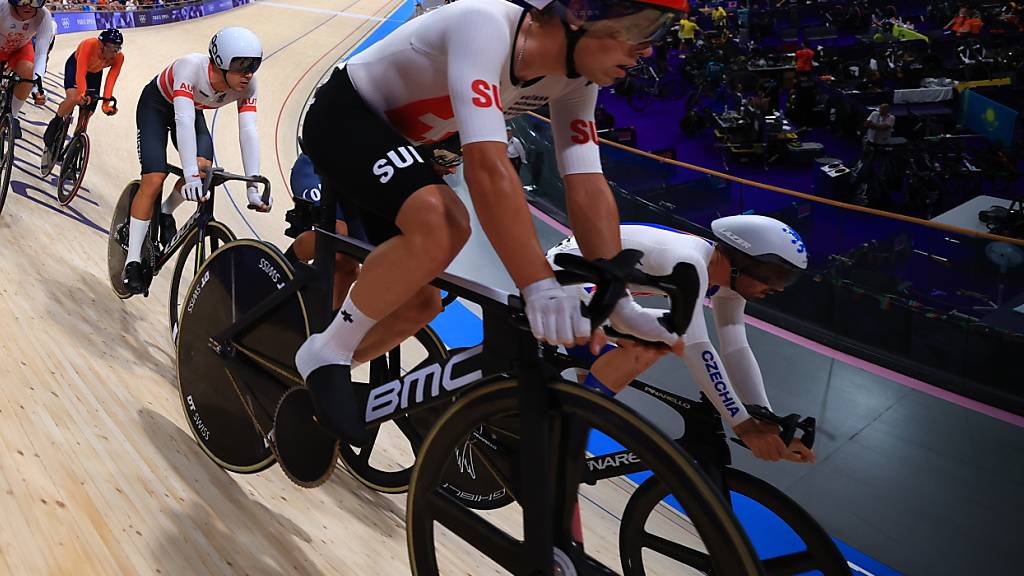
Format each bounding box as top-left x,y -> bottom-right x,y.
569,1 -> 682,45
229,56 -> 262,75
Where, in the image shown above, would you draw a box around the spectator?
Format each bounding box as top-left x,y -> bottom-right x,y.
125,0 -> 136,10
506,127 -> 526,173
678,14 -> 701,48
961,10 -> 984,34
794,42 -> 815,76
945,7 -> 967,30
864,102 -> 895,146
712,4 -> 728,27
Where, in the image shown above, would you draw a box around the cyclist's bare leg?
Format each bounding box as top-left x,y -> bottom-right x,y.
581,343 -> 666,393
56,88 -> 79,118
161,157 -> 212,216
352,285 -> 442,364
292,220 -> 359,310
296,183 -> 469,375
11,60 -> 34,102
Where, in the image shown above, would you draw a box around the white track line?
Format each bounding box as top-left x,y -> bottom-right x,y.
257,0 -> 396,20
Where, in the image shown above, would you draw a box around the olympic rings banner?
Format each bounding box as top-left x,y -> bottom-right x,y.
53,0 -> 251,35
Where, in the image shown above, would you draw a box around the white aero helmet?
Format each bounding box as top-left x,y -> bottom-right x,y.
711,214 -> 808,289
209,27 -> 263,74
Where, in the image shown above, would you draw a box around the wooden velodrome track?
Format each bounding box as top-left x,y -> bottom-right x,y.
0,1 -> 700,573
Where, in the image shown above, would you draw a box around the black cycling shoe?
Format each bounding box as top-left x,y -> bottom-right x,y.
158,213 -> 177,249
306,364 -> 371,447
122,261 -> 150,296
43,115 -> 61,148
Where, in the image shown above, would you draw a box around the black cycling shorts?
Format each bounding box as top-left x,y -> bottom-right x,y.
135,78 -> 214,175
301,66 -> 444,245
63,54 -> 103,112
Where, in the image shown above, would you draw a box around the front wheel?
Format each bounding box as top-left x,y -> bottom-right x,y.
0,113 -> 15,216
57,133 -> 90,206
107,180 -> 154,299
168,221 -> 236,343
407,380 -> 764,576
620,469 -> 850,575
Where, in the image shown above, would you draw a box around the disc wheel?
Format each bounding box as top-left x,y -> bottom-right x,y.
620,469 -> 850,575
176,240 -> 309,473
56,133 -> 90,206
407,379 -> 764,576
168,221 -> 236,343
0,114 -> 16,216
335,326 -> 450,493
107,180 -> 154,299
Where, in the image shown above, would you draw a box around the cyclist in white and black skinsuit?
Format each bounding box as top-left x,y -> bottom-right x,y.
122,27 -> 271,295
296,0 -> 690,444
548,217 -> 817,463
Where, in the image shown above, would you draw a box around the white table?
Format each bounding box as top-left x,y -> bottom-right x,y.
930,195 -> 1014,233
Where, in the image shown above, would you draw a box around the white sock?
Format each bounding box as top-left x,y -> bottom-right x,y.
126,217 -> 150,265
295,294 -> 377,380
161,189 -> 185,215
11,96 -> 24,117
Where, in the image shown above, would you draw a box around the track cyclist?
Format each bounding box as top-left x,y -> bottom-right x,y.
548,216 -> 818,463
122,26 -> 270,295
43,28 -> 124,148
1,0 -> 53,138
296,0 -> 689,445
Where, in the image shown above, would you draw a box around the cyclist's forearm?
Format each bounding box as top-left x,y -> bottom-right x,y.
465,161 -> 551,288
721,346 -> 770,409
564,173 -> 621,260
683,340 -> 750,426
172,101 -> 200,178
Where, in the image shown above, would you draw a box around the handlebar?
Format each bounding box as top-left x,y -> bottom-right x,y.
550,250 -> 700,341
730,404 -> 816,451
82,90 -> 118,112
552,250 -> 700,344
166,164 -> 272,207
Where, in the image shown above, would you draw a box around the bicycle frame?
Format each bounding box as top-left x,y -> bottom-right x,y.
151,194 -> 217,275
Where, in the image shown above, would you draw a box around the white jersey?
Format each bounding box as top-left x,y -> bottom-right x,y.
0,5 -> 54,84
548,224 -> 772,427
344,0 -> 602,176
155,53 -> 259,182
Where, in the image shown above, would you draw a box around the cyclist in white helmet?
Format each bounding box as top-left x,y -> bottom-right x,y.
123,26 -> 270,296
548,215 -> 817,463
296,0 -> 689,444
1,0 -> 54,138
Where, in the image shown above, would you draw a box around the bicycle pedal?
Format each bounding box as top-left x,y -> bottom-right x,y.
275,387 -> 339,488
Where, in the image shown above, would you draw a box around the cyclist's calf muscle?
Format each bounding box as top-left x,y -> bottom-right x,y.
131,157 -> 212,220
293,219 -> 357,310
352,284 -> 442,364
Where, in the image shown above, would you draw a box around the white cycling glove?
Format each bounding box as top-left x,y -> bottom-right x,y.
521,277 -> 590,346
609,294 -> 683,347
181,178 -> 208,202
247,185 -> 271,212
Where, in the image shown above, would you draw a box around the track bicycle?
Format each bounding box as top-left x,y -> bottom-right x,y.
106,164 -> 270,341
40,89 -> 117,206
176,216 -> 768,574
0,67 -> 43,215
334,323 -> 849,575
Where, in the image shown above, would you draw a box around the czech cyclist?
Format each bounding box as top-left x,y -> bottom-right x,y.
43,28 -> 124,149
548,215 -> 817,463
296,0 -> 690,444
1,0 -> 53,138
123,26 -> 271,295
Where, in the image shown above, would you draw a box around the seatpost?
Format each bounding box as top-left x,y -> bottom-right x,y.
517,330 -> 554,576
310,177 -> 338,332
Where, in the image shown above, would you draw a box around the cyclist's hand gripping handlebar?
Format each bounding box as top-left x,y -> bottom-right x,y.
731,404 -> 817,450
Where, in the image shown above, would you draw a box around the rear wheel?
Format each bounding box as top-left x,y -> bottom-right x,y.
0,113 -> 16,215
56,133 -> 90,206
168,221 -> 236,343
176,239 -> 309,473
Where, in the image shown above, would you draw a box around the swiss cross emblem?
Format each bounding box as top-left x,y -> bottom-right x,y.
384,96 -> 456,144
